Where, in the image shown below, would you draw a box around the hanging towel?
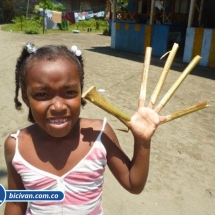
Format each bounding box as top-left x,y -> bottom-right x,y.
65,12 -> 75,24
52,11 -> 62,23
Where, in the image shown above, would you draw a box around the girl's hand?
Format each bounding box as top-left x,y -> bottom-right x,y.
129,107 -> 159,141
129,100 -> 166,143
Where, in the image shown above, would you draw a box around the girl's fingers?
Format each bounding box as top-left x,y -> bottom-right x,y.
147,102 -> 154,109
139,47 -> 152,109
154,103 -> 163,113
159,115 -> 167,123
138,99 -> 145,108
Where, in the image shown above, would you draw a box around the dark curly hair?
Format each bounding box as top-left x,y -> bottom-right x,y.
14,42 -> 86,123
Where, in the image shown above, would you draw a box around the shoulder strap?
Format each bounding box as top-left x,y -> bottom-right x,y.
11,130 -> 20,139
10,130 -> 20,149
101,117 -> 107,132
97,117 -> 107,140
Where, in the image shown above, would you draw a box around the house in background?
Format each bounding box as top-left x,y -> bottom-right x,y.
109,0 -> 215,68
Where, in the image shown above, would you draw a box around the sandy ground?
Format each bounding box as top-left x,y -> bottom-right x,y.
0,28 -> 215,215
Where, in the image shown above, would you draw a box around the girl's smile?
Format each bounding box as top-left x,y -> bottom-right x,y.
23,58 -> 82,137
48,117 -> 70,125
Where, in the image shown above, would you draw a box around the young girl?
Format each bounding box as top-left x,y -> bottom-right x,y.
4,43 -> 164,215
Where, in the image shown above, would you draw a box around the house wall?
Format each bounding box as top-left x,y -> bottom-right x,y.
110,0 -> 215,68
183,27 -> 215,68
182,0 -> 215,68
111,21 -> 169,56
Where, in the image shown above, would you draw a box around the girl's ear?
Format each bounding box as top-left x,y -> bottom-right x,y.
22,90 -> 30,107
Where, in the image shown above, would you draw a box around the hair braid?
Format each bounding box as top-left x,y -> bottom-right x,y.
14,46 -> 30,110
14,69 -> 22,110
76,54 -> 86,106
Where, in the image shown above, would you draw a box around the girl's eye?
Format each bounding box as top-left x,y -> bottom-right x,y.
65,91 -> 77,96
35,93 -> 49,99
36,93 -> 48,97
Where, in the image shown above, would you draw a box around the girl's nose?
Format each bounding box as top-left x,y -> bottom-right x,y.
50,97 -> 67,112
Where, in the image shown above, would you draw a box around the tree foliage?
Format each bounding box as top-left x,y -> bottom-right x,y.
37,0 -> 65,11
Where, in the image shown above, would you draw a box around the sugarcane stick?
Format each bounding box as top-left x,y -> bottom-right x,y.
155,55 -> 202,113
139,47 -> 152,107
162,101 -> 209,123
148,43 -> 179,108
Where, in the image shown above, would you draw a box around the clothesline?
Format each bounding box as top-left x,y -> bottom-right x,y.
37,8 -> 105,30
38,8 -> 105,24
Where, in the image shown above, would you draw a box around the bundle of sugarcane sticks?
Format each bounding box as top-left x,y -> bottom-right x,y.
82,43 -> 209,129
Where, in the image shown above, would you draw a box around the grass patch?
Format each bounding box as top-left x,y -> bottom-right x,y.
1,17 -> 110,35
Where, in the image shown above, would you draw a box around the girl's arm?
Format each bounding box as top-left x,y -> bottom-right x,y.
4,136 -> 28,215
103,106 -> 164,194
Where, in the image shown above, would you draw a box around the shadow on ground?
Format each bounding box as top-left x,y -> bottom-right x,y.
86,45 -> 215,80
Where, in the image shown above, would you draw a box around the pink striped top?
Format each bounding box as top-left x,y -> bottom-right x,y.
11,118 -> 107,215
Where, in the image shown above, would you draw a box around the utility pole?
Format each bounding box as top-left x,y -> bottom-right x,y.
43,0 -> 47,34
26,0 -> 29,18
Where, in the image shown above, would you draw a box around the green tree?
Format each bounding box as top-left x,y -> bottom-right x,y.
37,0 -> 65,11
117,0 -> 129,12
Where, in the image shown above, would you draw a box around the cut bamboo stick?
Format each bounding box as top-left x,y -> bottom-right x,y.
148,43 -> 179,108
82,87 -> 209,129
155,55 -> 202,113
82,86 -> 131,127
162,101 -> 209,123
139,47 -> 152,107
82,43 -> 208,131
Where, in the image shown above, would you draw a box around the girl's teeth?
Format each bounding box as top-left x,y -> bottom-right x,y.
49,118 -> 67,124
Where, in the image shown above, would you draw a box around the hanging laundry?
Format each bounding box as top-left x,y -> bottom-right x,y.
94,11 -> 105,18
78,12 -> 85,21
44,17 -> 57,29
85,11 -> 93,20
73,10 -> 105,22
52,11 -> 62,23
46,9 -> 52,19
74,12 -> 79,22
65,12 -> 75,24
58,18 -> 68,30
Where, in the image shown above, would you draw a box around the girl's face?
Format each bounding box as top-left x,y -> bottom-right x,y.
23,58 -> 82,138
